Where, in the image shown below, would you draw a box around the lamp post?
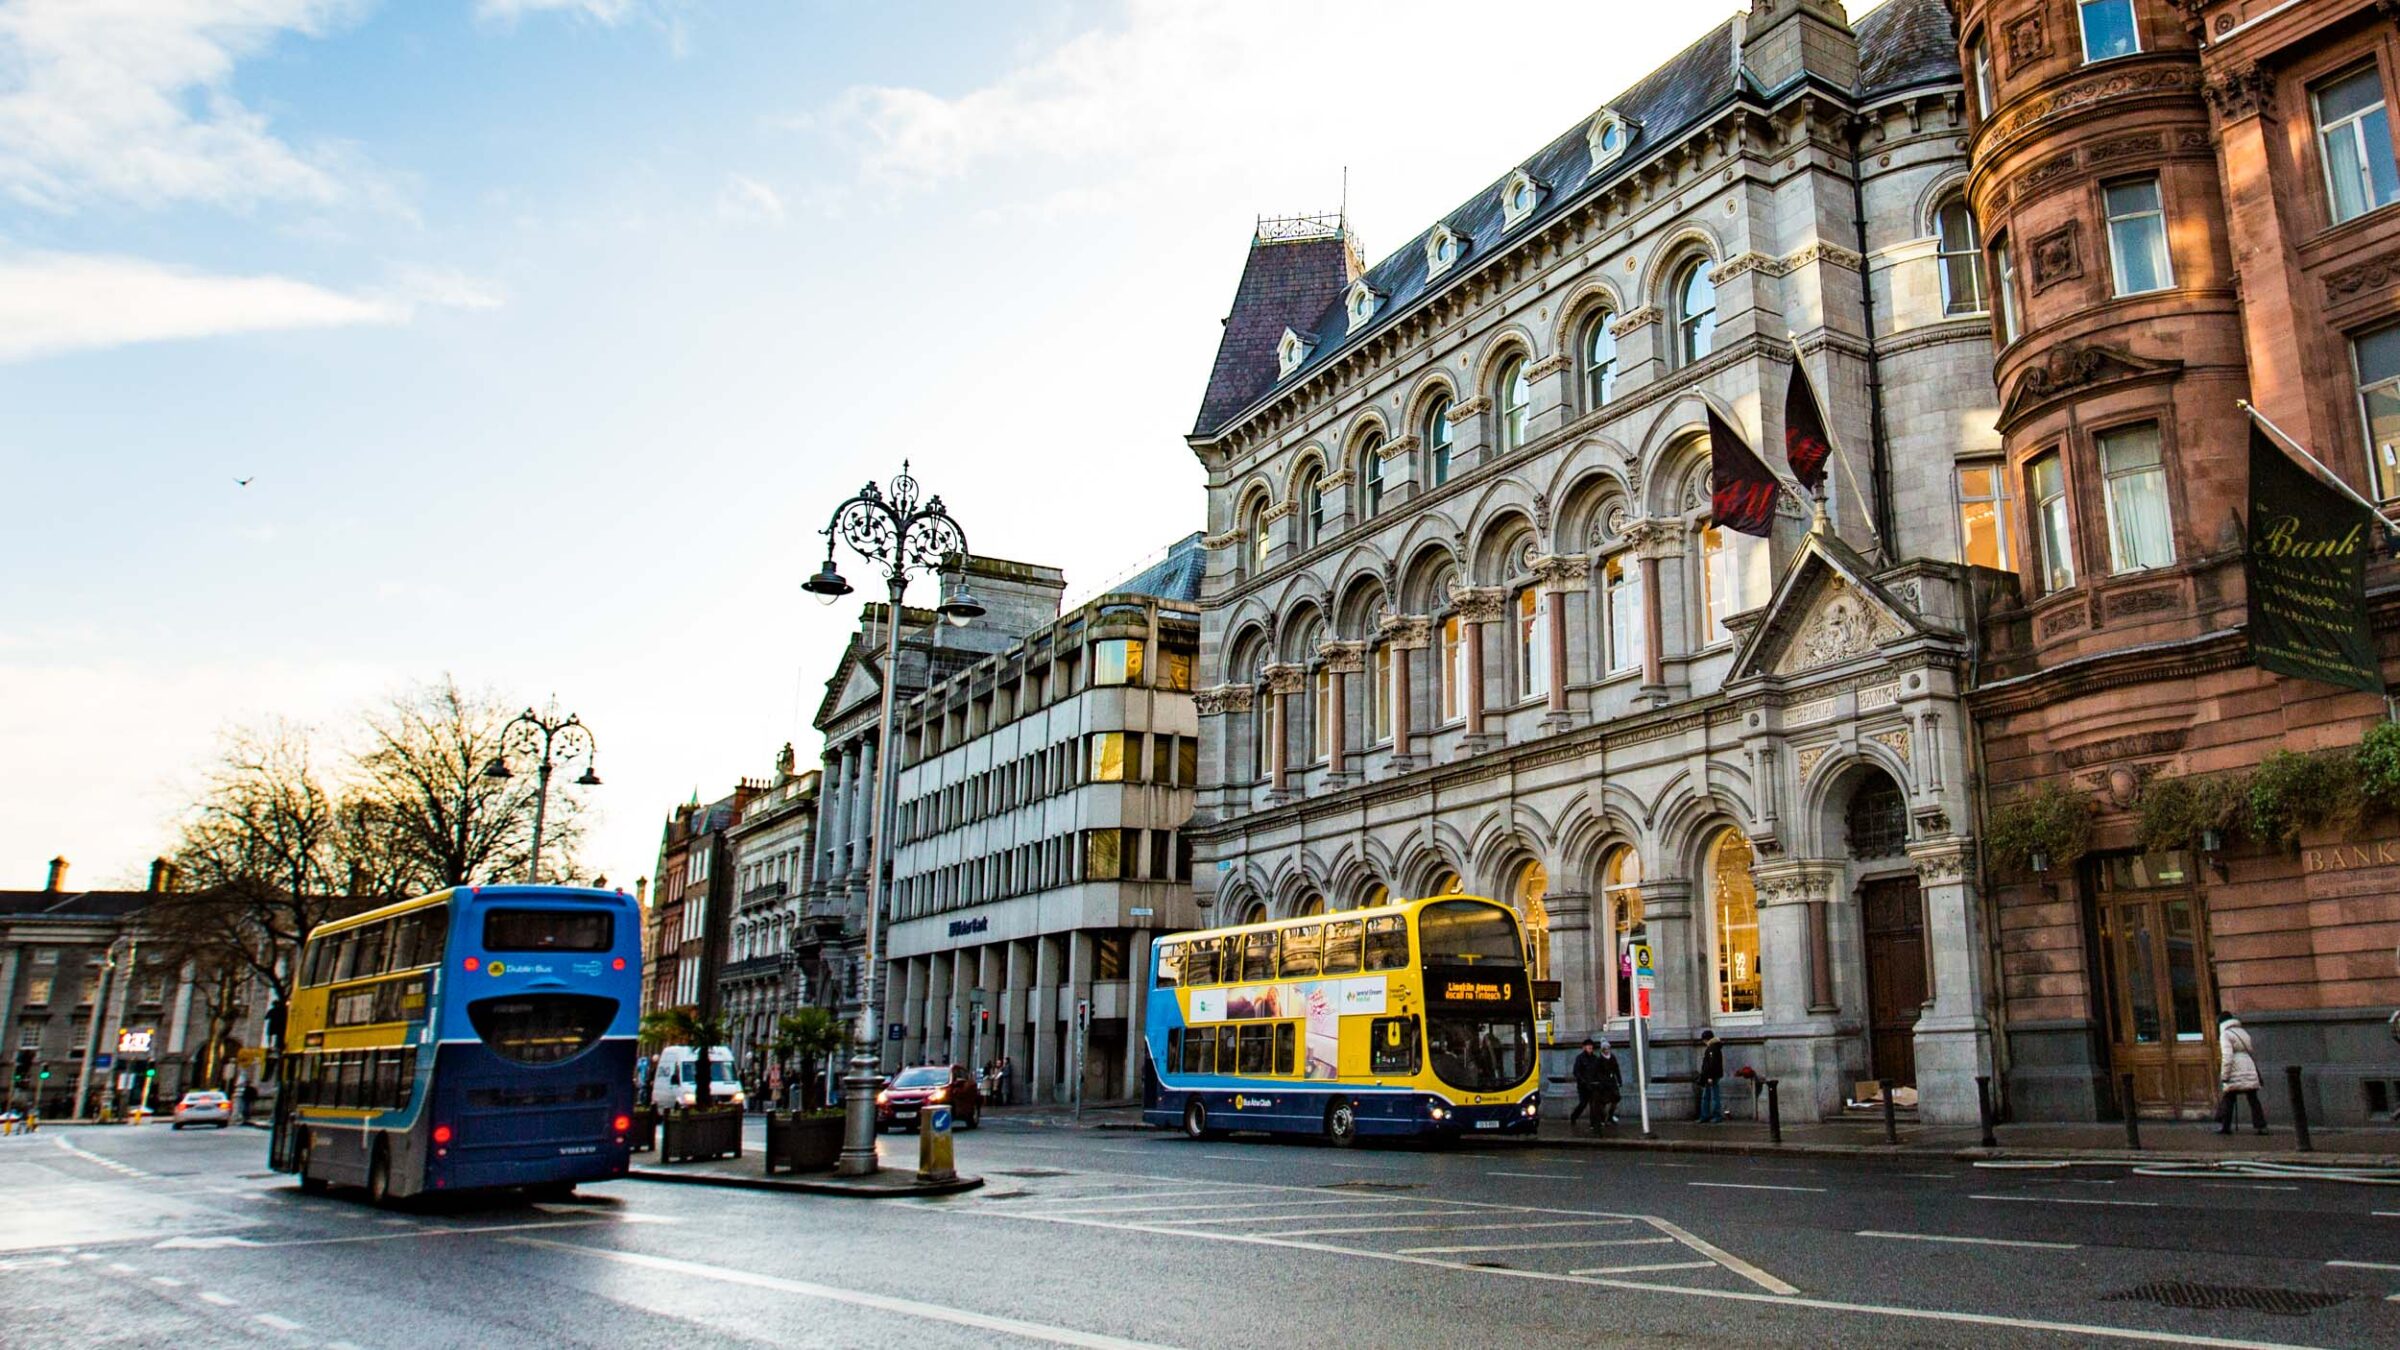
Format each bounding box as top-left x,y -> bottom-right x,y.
482,709 -> 602,884
802,461 -> 984,1177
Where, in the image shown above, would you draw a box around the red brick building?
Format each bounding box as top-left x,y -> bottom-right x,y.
1955,0 -> 2400,1122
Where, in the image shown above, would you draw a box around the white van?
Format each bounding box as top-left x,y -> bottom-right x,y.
650,1046 -> 745,1110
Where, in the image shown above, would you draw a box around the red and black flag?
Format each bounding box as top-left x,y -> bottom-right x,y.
1784,353 -> 1832,499
1709,406 -> 1778,538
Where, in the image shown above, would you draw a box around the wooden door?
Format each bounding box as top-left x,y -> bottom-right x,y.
1860,876 -> 1927,1087
2097,881 -> 2218,1119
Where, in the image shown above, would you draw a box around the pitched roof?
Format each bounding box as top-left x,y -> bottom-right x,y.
1191,233 -> 1357,436
1101,531 -> 1206,603
0,890 -> 150,921
1857,0 -> 1960,100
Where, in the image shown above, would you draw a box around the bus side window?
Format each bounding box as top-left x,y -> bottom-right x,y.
301,940 -> 331,989
1155,944 -> 1181,989
1370,1017 -> 1420,1075
1184,1026 -> 1212,1075
1166,1027 -> 1182,1069
1242,932 -> 1275,982
1273,1023 -> 1295,1076
1322,920 -> 1363,976
353,922 -> 388,978
389,914 -> 424,971
1365,917 -> 1410,972
1236,1024 -> 1270,1075
1216,1026 -> 1241,1076
1278,924 -> 1323,979
372,1050 -> 402,1109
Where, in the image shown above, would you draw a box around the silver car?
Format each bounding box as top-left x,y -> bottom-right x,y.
172,1090 -> 231,1129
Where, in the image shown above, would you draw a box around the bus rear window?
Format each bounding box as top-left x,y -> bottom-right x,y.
483,909 -> 613,952
1417,900 -> 1523,968
467,995 -> 616,1065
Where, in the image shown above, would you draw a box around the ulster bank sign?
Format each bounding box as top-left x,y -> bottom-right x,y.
947,915 -> 990,939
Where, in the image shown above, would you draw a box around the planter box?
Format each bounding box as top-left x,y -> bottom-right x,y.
659,1107 -> 743,1163
765,1111 -> 845,1175
629,1106 -> 658,1152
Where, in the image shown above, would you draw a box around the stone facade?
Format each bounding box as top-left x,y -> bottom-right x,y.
718,753 -> 820,1094
1186,0 -> 2006,1124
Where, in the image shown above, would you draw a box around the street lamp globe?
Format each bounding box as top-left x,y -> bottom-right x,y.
937,576 -> 986,626
481,756 -> 513,780
575,766 -> 602,787
802,558 -> 853,601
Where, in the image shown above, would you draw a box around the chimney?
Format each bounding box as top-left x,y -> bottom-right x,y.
635,876 -> 649,907
45,856 -> 67,892
1740,0 -> 1857,94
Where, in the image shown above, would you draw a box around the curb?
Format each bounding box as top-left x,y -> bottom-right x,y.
1527,1133 -> 2400,1168
625,1166 -> 984,1199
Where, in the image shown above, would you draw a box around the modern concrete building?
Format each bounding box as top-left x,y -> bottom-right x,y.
883,535 -> 1206,1103
1185,0 -> 2011,1124
719,751 -> 820,1086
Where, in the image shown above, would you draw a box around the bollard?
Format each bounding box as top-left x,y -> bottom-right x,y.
1975,1074 -> 2000,1150
1880,1078 -> 1898,1145
2285,1065 -> 2313,1152
917,1102 -> 957,1183
1765,1079 -> 1783,1145
2120,1073 -> 2142,1150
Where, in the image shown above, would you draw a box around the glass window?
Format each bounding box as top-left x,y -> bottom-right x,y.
1361,882 -> 1390,909
1700,524 -> 1736,645
1248,501 -> 1271,572
1217,1026 -> 1241,1075
1956,461 -> 2013,570
2105,178 -> 2173,296
2319,66 -> 2400,225
1993,236 -> 2021,345
484,909 -> 607,953
1279,924 -> 1323,978
1604,552 -> 1644,673
2355,321 -> 2400,500
1440,613 -> 1467,722
1310,666 -> 1331,763
1364,915 -> 1411,971
1158,647 -> 1193,691
1154,943 -> 1182,989
1273,1022 -> 1296,1076
1516,586 -> 1548,701
1426,398 -> 1454,487
1369,1016 -> 1420,1075
1584,313 -> 1617,408
1302,470 -> 1328,547
1427,869 -> 1463,896
1093,639 -> 1144,686
1971,34 -> 1994,118
2078,0 -> 2138,62
1242,931 -> 1275,982
1084,829 -> 1122,881
1604,847 -> 1644,1020
1498,357 -> 1531,452
1361,436 -> 1386,516
1371,643 -> 1393,744
1513,862 -> 1550,983
2100,423 -> 2174,573
1937,197 -> 1986,316
1089,732 -> 1128,782
1418,899 -> 1524,968
1708,830 -> 1761,1015
22,976 -> 51,1006
1323,920 -> 1363,975
1177,735 -> 1198,786
1676,261 -> 1718,364
467,994 -> 612,1066
2030,450 -> 2077,593
1254,680 -> 1277,781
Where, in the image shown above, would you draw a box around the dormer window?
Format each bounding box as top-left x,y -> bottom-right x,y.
1345,280 -> 1381,333
1587,109 -> 1637,170
1501,169 -> 1545,229
1277,328 -> 1314,378
1426,224 -> 1467,279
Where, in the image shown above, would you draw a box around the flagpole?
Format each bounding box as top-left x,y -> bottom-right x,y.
1790,336 -> 1881,557
2238,399 -> 2400,536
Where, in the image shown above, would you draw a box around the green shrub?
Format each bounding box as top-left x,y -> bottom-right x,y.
2357,721 -> 2400,817
2245,748 -> 2360,846
1988,782 -> 2092,878
2136,773 -> 2248,853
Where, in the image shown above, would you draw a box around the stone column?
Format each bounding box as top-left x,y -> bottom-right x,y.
1534,553 -> 1589,731
1908,838 -> 1991,1126
855,738 -> 878,865
1194,683 -> 1250,813
1379,615 -> 1430,773
903,957 -> 930,1066
1031,935 -> 1061,1102
1263,663 -> 1305,795
1066,932 -> 1094,1104
1003,939 -> 1032,1104
1623,519 -> 1682,707
1451,584 -> 1507,752
1319,640 -> 1364,785
1123,930 -> 1154,1096
880,955 -> 908,1072
1752,859 -> 1849,1118
1543,889 -> 1600,1042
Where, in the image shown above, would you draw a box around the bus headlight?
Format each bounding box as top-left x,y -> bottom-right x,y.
1427,1105 -> 1449,1121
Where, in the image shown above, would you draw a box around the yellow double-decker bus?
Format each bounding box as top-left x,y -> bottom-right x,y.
1141,895 -> 1541,1144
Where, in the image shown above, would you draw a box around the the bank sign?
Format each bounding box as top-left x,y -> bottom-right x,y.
947,915 -> 989,938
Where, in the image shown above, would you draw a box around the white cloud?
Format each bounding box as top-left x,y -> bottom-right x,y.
476,0 -> 641,22
0,0 -> 381,212
0,247 -> 502,362
715,172 -> 784,225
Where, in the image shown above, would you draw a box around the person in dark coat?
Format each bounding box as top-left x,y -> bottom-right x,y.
1568,1039 -> 1604,1129
1592,1040 -> 1624,1127
1696,1029 -> 1726,1123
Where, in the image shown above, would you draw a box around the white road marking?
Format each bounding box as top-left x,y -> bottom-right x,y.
73,1253 -> 99,1261
107,1262 -> 137,1274
1400,1237 -> 1675,1255
0,1256 -> 67,1271
254,1313 -> 304,1331
510,1237 -> 1170,1349
2203,1184 -> 2299,1192
1859,1231 -> 2080,1251
1689,1182 -> 1826,1194
1970,1194 -> 2158,1208
1643,1216 -> 1800,1296
199,1292 -> 238,1307
1486,1171 -> 1573,1180
1568,1260 -> 1717,1275
1318,1160 -> 1397,1169
2329,1260 -> 2400,1272
326,1342 -> 369,1350
1281,1218 -> 1633,1238
1043,1196 -> 1391,1217
149,1275 -> 185,1287
1153,1209 -> 1470,1229
2377,1212 -> 2400,1218
235,1219 -> 607,1249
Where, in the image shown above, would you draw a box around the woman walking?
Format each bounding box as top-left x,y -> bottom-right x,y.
2215,1011 -> 2267,1135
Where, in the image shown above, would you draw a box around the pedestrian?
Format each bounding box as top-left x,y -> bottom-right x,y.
2215,1011 -> 2268,1135
1594,1039 -> 1624,1126
1569,1039 -> 1603,1130
993,1055 -> 1011,1106
1696,1029 -> 1725,1123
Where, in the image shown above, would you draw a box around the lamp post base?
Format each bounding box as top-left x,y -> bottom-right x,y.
835,1048 -> 882,1176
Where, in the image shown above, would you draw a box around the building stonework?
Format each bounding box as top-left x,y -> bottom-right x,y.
718,753 -> 819,1094
1186,0 -> 2008,1124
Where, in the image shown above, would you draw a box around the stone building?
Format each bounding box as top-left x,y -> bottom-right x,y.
883,536 -> 1206,1103
643,784 -> 758,1021
1186,0 -> 2011,1124
719,752 -> 820,1085
1956,0 -> 2400,1122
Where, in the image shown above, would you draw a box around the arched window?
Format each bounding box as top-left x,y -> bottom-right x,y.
1516,584 -> 1548,702
1846,774 -> 1908,858
1603,847 -> 1644,1019
1583,312 -> 1618,408
1699,523 -> 1735,644
1246,497 -> 1272,573
1936,195 -> 1986,316
1514,860 -> 1551,983
1370,641 -> 1393,745
1360,434 -> 1386,517
1439,601 -> 1468,725
1425,396 -> 1454,487
1245,648 -> 1275,782
1299,465 -> 1326,549
1602,550 -> 1645,674
1497,356 -> 1531,453
1675,260 -> 1718,365
1427,868 -> 1463,896
1297,893 -> 1326,917
1361,882 -> 1390,909
1241,900 -> 1269,925
1707,829 -> 1761,1016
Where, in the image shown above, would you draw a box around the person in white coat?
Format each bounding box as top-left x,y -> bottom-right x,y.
2215,1011 -> 2267,1135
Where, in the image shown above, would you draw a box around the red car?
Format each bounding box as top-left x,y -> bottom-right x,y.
875,1064 -> 982,1132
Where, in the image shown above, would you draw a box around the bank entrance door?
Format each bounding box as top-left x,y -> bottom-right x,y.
2094,852 -> 2217,1118
1860,875 -> 1926,1087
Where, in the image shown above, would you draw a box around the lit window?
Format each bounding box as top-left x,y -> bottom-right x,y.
1428,869 -> 1462,896
2105,178 -> 2174,296
1248,500 -> 1271,572
1699,525 -> 1737,644
1514,861 -> 1550,983
1956,462 -> 2014,571
1300,468 -> 1326,549
2353,321 -> 2400,500
1516,586 -> 1548,701
1604,552 -> 1644,673
2099,423 -> 2174,573
1440,614 -> 1467,723
2030,450 -> 2077,594
1311,666 -> 1331,764
1584,313 -> 1618,408
1426,398 -> 1454,487
1937,197 -> 1986,316
1158,647 -> 1194,691
1089,733 -> 1128,783
1092,639 -> 1145,686
1993,236 -> 2021,344
1604,846 -> 1644,1019
1971,34 -> 1994,118
1708,831 -> 1761,1016
1254,679 -> 1277,781
1361,436 -> 1386,516
1371,643 -> 1393,744
1676,261 -> 1717,364
1497,357 -> 1531,453
2317,66 -> 2400,225
2078,0 -> 2138,62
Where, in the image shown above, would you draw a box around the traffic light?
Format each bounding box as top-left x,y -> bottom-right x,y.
37,1063 -> 52,1082
10,1048 -> 29,1088
977,1008 -> 990,1035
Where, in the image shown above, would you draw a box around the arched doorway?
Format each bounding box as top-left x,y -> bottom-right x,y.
1706,830 -> 1762,1016
1847,772 -> 1923,1088
1603,846 -> 1644,1020
1512,860 -> 1550,982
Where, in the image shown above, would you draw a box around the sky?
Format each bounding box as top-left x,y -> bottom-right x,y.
0,0 -> 1896,895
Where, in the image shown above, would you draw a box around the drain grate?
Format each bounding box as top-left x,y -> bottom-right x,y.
2106,1283 -> 2350,1317
994,1168 -> 1073,1177
1321,1180 -> 1422,1191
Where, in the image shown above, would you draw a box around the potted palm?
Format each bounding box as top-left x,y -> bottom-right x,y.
766,1008 -> 848,1173
641,1005 -> 743,1163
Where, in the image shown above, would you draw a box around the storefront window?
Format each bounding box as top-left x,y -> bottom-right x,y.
1708,830 -> 1761,1015
1092,639 -> 1144,686
1514,860 -> 1550,983
1604,846 -> 1644,1019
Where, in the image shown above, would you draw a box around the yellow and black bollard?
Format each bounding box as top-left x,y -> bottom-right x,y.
917,1102 -> 957,1183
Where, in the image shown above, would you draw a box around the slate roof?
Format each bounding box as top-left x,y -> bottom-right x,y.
1101,531 -> 1206,603
0,890 -> 150,920
1194,0 -> 1959,440
1191,233 -> 1356,436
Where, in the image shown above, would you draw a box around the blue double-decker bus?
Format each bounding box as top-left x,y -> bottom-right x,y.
270,884 -> 642,1203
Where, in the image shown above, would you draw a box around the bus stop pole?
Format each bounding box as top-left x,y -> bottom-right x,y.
1632,1012 -> 1653,1140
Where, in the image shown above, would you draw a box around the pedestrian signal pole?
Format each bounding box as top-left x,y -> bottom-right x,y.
1073,999 -> 1090,1123
1632,938 -> 1656,1140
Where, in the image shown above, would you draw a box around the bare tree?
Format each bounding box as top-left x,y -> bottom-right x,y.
351,676 -> 586,888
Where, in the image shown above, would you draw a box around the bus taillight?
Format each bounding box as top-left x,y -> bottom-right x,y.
433,1123 -> 454,1146
462,957 -> 479,973
611,1115 -> 630,1134
611,957 -> 626,971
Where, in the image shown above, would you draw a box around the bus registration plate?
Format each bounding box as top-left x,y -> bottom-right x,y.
1474,1119 -> 1499,1130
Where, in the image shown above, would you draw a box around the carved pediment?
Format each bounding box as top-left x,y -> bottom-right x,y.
1769,576 -> 1907,676
1998,342 -> 2183,434
1727,533 -> 1925,688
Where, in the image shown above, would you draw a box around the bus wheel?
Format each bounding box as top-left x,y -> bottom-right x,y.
1326,1099 -> 1360,1149
1182,1100 -> 1213,1140
295,1135 -> 328,1196
366,1145 -> 394,1208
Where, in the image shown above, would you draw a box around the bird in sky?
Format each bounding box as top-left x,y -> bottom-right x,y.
235,477 -> 254,487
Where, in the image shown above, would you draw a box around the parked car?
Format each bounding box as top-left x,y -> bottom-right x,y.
172,1090 -> 232,1129
875,1064 -> 981,1132
649,1046 -> 745,1110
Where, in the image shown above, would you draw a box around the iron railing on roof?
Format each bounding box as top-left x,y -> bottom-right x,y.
1255,212 -> 1343,243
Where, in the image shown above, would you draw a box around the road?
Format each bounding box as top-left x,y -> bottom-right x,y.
1,1116 -> 2395,1349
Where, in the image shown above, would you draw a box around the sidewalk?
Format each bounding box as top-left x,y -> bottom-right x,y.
625,1116 -> 984,1198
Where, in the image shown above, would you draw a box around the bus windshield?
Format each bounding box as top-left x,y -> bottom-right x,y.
1426,1010 -> 1536,1093
1418,900 -> 1524,967
484,909 -> 613,952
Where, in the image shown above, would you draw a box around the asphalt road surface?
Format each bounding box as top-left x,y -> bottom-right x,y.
3,1117 -> 2396,1349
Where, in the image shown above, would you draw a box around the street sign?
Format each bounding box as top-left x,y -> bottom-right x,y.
1129,907 -> 1154,917
1633,943 -> 1656,1018
968,988 -> 988,1007
93,1053 -> 113,1070
887,1023 -> 905,1043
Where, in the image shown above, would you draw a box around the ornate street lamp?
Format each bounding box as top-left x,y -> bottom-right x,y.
803,462 -> 980,1176
483,708 -> 601,883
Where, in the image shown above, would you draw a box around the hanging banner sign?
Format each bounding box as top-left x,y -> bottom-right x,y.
2247,424 -> 2384,694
